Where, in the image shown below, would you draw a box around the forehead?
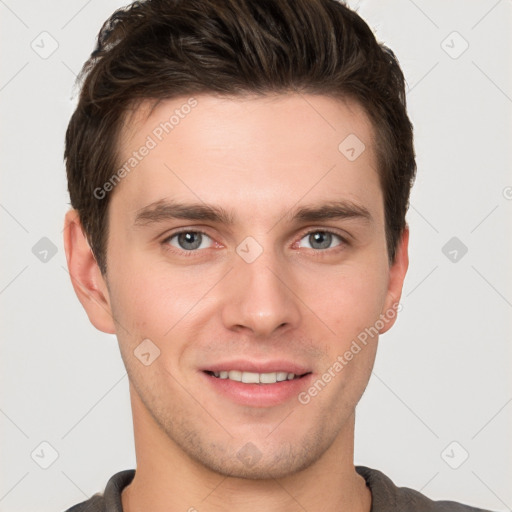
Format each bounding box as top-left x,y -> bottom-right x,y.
111,93 -> 382,224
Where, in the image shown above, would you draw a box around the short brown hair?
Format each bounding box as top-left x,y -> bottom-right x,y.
65,0 -> 416,275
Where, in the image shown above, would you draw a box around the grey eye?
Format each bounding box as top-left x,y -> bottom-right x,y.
168,231 -> 212,251
299,231 -> 342,250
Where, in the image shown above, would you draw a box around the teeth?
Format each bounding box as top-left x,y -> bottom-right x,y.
241,372 -> 260,384
210,370 -> 301,384
228,370 -> 242,381
277,371 -> 288,382
260,372 -> 277,384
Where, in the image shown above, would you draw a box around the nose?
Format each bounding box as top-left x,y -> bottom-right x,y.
220,247 -> 302,339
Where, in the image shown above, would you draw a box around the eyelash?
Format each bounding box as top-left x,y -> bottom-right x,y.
161,228 -> 349,257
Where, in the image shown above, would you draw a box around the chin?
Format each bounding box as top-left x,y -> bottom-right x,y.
178,427 -> 334,481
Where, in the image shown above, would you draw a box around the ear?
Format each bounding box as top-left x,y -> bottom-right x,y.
63,209 -> 116,334
379,226 -> 409,335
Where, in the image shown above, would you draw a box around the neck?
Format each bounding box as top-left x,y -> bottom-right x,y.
122,386 -> 371,512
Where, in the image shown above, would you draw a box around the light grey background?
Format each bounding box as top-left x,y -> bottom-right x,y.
1,1 -> 511,511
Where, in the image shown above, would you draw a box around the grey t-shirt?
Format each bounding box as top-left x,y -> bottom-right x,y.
63,466 -> 495,511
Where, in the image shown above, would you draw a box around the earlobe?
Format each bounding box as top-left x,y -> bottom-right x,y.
63,209 -> 116,334
379,226 -> 409,335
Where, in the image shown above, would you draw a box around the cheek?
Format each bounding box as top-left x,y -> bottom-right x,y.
117,277 -> 191,339
108,251 -> 225,360
296,258 -> 389,342
301,264 -> 386,410
108,267 -> 197,388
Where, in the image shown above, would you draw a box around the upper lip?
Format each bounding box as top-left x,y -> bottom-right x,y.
202,360 -> 311,375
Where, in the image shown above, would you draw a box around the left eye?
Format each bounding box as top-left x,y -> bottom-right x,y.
166,231 -> 213,251
298,231 -> 343,250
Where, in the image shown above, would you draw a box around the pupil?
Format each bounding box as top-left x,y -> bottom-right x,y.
178,232 -> 202,250
310,231 -> 331,250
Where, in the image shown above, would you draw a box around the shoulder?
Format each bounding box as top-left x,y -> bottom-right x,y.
63,494 -> 103,512
62,469 -> 135,512
355,466 -> 495,512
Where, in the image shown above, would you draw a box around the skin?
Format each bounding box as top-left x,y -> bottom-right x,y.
64,93 -> 409,512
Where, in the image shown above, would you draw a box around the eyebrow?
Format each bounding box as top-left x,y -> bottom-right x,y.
290,201 -> 372,224
133,198 -> 372,227
134,199 -> 234,226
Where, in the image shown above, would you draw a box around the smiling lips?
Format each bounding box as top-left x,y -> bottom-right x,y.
203,359 -> 312,386
205,370 -> 308,384
202,361 -> 313,407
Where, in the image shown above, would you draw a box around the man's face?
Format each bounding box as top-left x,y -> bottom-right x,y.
98,93 -> 406,478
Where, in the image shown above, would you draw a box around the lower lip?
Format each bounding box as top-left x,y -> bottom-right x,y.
201,371 -> 313,408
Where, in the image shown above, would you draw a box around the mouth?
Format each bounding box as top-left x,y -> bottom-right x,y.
204,369 -> 311,384
201,363 -> 314,407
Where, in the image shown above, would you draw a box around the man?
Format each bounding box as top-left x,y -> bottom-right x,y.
62,0 -> 494,510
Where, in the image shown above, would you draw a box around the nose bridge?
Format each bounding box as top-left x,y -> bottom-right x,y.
220,238 -> 301,337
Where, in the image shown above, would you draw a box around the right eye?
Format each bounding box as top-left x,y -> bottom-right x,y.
164,231 -> 214,252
